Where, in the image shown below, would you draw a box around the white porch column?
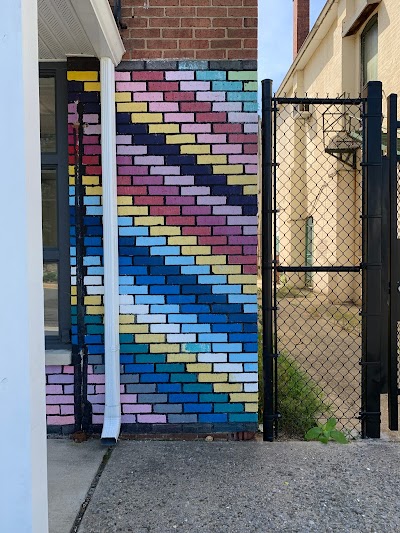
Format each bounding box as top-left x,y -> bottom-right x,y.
0,0 -> 48,532
100,57 -> 121,443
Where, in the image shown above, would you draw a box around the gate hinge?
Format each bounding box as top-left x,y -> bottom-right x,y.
357,411 -> 381,420
359,359 -> 381,366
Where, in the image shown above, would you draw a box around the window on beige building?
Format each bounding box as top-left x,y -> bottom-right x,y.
361,15 -> 378,87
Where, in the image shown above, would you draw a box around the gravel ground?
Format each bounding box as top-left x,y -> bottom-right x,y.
78,439 -> 400,533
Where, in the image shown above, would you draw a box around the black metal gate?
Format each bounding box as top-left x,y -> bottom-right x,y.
261,80 -> 387,441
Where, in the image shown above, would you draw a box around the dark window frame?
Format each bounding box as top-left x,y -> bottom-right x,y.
40,62 -> 70,349
361,14 -> 378,89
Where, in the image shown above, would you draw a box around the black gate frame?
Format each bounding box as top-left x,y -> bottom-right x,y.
261,80 -> 386,441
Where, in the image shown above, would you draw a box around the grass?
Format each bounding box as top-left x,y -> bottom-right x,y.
258,332 -> 331,438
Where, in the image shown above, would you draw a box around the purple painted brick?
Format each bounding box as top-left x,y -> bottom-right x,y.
46,385 -> 63,395
64,385 -> 74,394
46,405 -> 60,415
246,164 -> 258,174
123,404 -> 152,414
116,82 -> 146,91
213,205 -> 242,215
164,113 -> 194,123
214,226 -> 242,235
181,124 -> 211,133
134,155 -> 165,166
244,245 -> 257,255
83,114 -> 99,124
133,175 -> 164,185
227,216 -> 258,226
137,414 -> 167,423
197,215 -> 226,226
181,186 -> 210,196
228,112 -> 258,123
119,166 -> 149,175
116,156 -> 132,165
69,113 -> 78,123
212,102 -> 242,112
149,102 -> 179,112
46,366 -> 62,374
85,145 -> 102,155
229,154 -> 258,164
150,166 -> 180,176
180,81 -> 210,91
197,134 -> 227,144
244,225 -> 258,235
117,145 -> 147,155
92,414 -> 104,424
60,405 -> 74,415
84,125 -> 101,135
64,366 -> 74,374
120,394 -> 138,403
149,186 -> 180,196
48,374 -> 74,384
116,135 -> 132,145
121,414 -> 137,423
87,374 -> 105,384
166,71 -> 195,81
68,103 -> 77,113
166,196 -> 195,205
244,123 -> 258,133
197,196 -> 226,205
133,92 -> 163,102
182,206 -> 212,215
230,236 -> 258,245
212,144 -> 243,154
46,395 -> 74,405
164,176 -> 194,186
88,394 -> 105,404
93,404 -> 105,414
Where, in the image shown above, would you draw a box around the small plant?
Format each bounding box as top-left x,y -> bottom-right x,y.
305,417 -> 348,444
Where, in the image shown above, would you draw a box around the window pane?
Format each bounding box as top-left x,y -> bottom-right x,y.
363,22 -> 378,85
41,169 -> 58,248
43,263 -> 59,337
39,77 -> 56,152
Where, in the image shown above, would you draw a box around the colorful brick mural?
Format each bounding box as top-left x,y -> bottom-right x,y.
46,59 -> 258,434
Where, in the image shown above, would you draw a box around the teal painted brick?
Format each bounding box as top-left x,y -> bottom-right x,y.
119,334 -> 134,343
197,71 -> 226,81
170,373 -> 198,383
229,413 -> 258,422
136,354 -> 166,364
84,316 -> 102,324
228,71 -> 257,81
244,102 -> 258,112
183,383 -> 213,393
200,393 -> 228,403
120,344 -> 150,354
184,343 -> 211,353
212,81 -> 243,91
87,325 -> 104,334
214,403 -> 244,413
179,60 -> 208,70
227,92 -> 257,101
156,363 -> 185,373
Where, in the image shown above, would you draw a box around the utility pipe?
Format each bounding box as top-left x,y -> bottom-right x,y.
100,56 -> 121,444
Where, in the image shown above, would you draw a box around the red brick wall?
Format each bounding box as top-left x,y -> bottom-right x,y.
293,0 -> 309,57
119,0 -> 257,61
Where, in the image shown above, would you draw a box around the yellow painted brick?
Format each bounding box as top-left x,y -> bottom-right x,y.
135,216 -> 164,226
86,306 -> 104,315
150,226 -> 181,236
212,265 -> 241,274
230,393 -> 258,402
69,177 -> 75,186
150,344 -> 180,353
243,284 -> 257,294
68,165 -> 75,176
119,315 -> 135,324
181,144 -> 211,154
167,353 -> 197,363
120,324 -> 149,334
182,245 -> 211,256
228,275 -> 257,284
198,373 -> 228,383
213,164 -> 244,175
135,334 -> 166,343
131,113 -> 163,123
245,403 -> 259,413
149,124 -> 180,134
67,71 -> 98,82
168,236 -> 197,246
83,175 -> 99,186
186,363 -> 212,373
86,186 -> 102,195
244,185 -> 257,195
84,296 -> 102,305
166,134 -> 196,145
118,206 -> 148,216
196,255 -> 226,265
117,197 -> 133,205
84,82 -> 101,92
228,174 -> 258,185
115,93 -> 133,103
71,286 -> 77,296
71,296 -> 77,305
213,383 -> 243,393
197,154 -> 227,165
116,102 -> 147,112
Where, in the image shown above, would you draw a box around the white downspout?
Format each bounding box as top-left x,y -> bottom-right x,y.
100,56 -> 121,444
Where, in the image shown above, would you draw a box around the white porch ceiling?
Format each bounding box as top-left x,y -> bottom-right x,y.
38,0 -> 125,65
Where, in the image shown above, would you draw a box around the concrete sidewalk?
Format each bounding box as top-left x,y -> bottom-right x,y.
77,439 -> 400,533
47,438 -> 106,533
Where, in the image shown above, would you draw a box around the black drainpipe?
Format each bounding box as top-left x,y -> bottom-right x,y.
73,102 -> 92,435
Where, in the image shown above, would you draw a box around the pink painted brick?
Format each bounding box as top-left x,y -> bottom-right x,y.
214,123 -> 243,134
84,125 -> 101,135
180,81 -> 210,91
116,82 -> 146,92
244,143 -> 258,154
181,124 -> 211,134
83,114 -> 99,124
117,146 -> 147,155
117,156 -> 132,165
197,216 -> 226,226
228,255 -> 256,265
121,414 -> 137,423
47,416 -> 75,425
123,404 -> 152,414
199,236 -> 227,245
229,134 -> 258,144
164,113 -> 194,123
245,164 -> 258,173
118,176 -> 131,186
212,102 -> 242,112
60,405 -> 74,415
213,245 -> 241,254
164,175 -> 194,186
244,265 -> 258,274
148,82 -> 179,92
63,366 -> 74,374
133,92 -> 164,102
137,414 -> 167,423
133,176 -> 164,186
197,196 -> 226,205
228,112 -> 258,123
196,92 -> 225,102
116,135 -> 132,145
119,166 -> 149,175
214,227 -> 241,236
46,405 -> 60,415
197,134 -> 226,144
69,113 -> 78,123
166,197 -> 195,206
150,166 -> 180,176
46,385 -> 63,394
87,374 -> 105,384
96,385 -> 106,394
115,71 -> 131,81
212,144 -> 243,154
46,365 -> 62,374
244,225 -> 258,235
229,154 -> 258,164
120,394 -> 138,403
166,71 -> 195,81
244,245 -> 257,255
149,102 -> 179,112
134,155 -> 164,166
132,71 -> 164,81
46,395 -> 74,405
148,186 -> 179,196
85,145 -> 102,155
229,236 -> 258,245
181,186 -> 210,196
68,103 -> 77,113
213,206 -> 242,215
182,206 -> 211,215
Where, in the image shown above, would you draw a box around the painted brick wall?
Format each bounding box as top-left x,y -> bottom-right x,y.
46,58 -> 258,434
119,0 -> 258,61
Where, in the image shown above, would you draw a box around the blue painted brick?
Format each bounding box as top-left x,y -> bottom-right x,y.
141,373 -> 170,383
121,344 -> 149,354
151,266 -> 180,276
229,353 -> 258,363
197,70 -> 226,80
181,304 -> 210,314
119,227 -> 149,236
185,343 -> 211,353
120,266 -> 147,275
198,275 -> 227,285
136,237 -> 166,246
120,355 -> 135,364
170,394 -> 198,403
167,295 -> 196,304
212,285 -> 242,294
244,102 -> 258,112
157,384 -> 182,393
119,334 -> 134,343
136,276 -> 165,285
244,304 -> 258,313
151,304 -> 180,313
133,257 -> 164,266
229,313 -> 257,323
213,304 -> 241,314
199,314 -> 227,323
156,364 -> 185,373
229,295 -> 257,303
184,403 -> 212,413
87,345 -> 104,355
120,286 -> 148,295
213,343 -> 242,352
85,335 -> 102,344
181,265 -> 210,275
124,364 -> 154,373
198,295 -> 227,304
150,285 -> 180,295
182,285 -> 212,295
151,246 -> 180,256
169,314 -> 197,323
244,343 -> 258,352
135,295 -> 165,305
165,256 -> 195,265
244,323 -> 258,333
244,363 -> 258,372
198,333 -> 228,343
199,414 -> 228,423
230,333 -> 258,343
227,91 -> 257,101
167,276 -> 197,285
182,324 -> 211,333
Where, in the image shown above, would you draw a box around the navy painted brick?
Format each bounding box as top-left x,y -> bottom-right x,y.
182,285 -> 211,295
166,155 -> 196,166
198,294 -> 227,304
180,304 -> 210,314
147,144 -> 180,155
195,175 -> 226,186
181,165 -> 212,175
133,257 -> 164,266
134,134 -> 165,145
150,266 -> 180,276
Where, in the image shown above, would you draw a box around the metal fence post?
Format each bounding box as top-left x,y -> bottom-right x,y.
361,81 -> 383,438
261,79 -> 275,441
